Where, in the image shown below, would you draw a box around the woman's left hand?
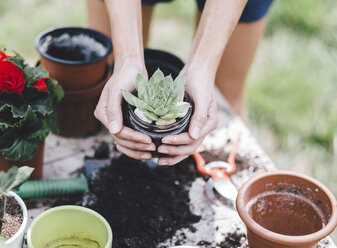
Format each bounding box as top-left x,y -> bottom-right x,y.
157,64 -> 218,165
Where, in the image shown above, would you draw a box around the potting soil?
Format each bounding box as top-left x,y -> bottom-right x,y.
1,196 -> 23,239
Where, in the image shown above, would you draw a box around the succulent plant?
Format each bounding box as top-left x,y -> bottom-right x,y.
122,68 -> 190,126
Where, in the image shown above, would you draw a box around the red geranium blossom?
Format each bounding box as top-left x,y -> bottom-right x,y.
0,51 -> 12,62
33,78 -> 48,92
0,61 -> 25,94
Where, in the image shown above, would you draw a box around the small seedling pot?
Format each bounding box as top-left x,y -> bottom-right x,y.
35,26 -> 112,91
123,94 -> 193,157
0,142 -> 45,180
27,205 -> 113,248
2,191 -> 28,248
236,171 -> 337,248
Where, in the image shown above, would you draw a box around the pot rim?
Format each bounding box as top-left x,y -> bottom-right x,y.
35,26 -> 112,65
127,93 -> 193,133
236,170 -> 337,245
5,191 -> 28,244
26,205 -> 113,248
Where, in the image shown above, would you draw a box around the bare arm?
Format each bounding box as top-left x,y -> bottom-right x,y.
187,0 -> 247,75
105,0 -> 144,70
158,0 -> 247,165
95,0 -> 155,161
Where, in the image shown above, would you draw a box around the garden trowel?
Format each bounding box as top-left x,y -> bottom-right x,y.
193,132 -> 241,208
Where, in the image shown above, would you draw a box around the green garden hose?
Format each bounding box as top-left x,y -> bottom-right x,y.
14,174 -> 88,198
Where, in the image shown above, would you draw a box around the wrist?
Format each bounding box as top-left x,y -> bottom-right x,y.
114,56 -> 146,74
184,60 -> 217,80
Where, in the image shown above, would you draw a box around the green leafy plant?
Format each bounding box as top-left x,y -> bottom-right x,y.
122,68 -> 190,126
0,46 -> 63,162
0,166 -> 34,236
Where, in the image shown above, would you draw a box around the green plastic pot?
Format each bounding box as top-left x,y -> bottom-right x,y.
27,205 -> 112,248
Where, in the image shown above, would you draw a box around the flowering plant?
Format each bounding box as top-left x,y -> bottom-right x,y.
0,46 -> 63,162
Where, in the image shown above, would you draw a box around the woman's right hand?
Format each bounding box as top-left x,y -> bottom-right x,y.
94,60 -> 156,160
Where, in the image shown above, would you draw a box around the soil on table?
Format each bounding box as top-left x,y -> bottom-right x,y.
55,153 -> 202,248
200,149 -> 259,172
1,196 -> 23,239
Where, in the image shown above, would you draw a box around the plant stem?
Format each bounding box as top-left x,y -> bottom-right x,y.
0,194 -> 6,234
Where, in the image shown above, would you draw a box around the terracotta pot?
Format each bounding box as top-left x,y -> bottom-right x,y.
0,142 -> 45,180
236,170 -> 337,248
56,73 -> 108,137
35,26 -> 112,91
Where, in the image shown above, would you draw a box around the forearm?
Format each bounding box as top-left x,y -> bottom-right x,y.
104,0 -> 144,69
187,0 -> 247,76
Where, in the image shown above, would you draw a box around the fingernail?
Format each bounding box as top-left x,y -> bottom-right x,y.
162,137 -> 172,144
146,145 -> 156,151
158,160 -> 167,166
109,120 -> 119,134
140,154 -> 150,160
190,126 -> 201,139
158,147 -> 168,154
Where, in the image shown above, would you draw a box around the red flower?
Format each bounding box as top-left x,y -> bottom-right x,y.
0,61 -> 25,94
0,51 -> 11,62
33,78 -> 48,92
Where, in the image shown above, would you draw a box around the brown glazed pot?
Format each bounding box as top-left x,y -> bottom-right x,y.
35,26 -> 112,91
56,73 -> 108,137
0,142 -> 45,180
236,170 -> 337,248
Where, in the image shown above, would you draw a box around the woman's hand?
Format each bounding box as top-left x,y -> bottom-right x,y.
157,64 -> 218,165
94,60 -> 156,160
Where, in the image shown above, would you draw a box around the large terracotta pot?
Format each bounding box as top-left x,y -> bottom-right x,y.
0,142 -> 45,180
35,26 -> 112,91
56,74 -> 108,137
236,171 -> 337,248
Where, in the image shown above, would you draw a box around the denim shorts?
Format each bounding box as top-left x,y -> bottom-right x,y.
142,0 -> 274,23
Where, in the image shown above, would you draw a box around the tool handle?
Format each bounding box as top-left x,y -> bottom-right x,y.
193,152 -> 209,177
227,132 -> 241,175
14,174 -> 88,198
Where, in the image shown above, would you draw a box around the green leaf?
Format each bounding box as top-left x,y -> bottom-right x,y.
45,78 -> 64,104
121,90 -> 154,112
151,68 -> 164,82
0,166 -> 33,194
168,102 -> 190,115
154,107 -> 169,117
0,137 -> 40,162
174,74 -> 186,89
143,111 -> 158,121
4,57 -> 25,70
6,166 -> 34,191
0,107 -> 50,162
135,74 -> 147,93
160,112 -> 181,120
24,65 -> 49,85
0,105 -> 18,131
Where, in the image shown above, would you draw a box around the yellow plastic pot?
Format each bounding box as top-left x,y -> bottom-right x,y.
27,205 -> 112,248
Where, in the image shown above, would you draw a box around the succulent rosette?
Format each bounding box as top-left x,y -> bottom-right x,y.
122,68 -> 190,126
0,46 -> 63,162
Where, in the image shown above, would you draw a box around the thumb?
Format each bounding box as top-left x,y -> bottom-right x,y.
189,100 -> 208,140
107,90 -> 123,134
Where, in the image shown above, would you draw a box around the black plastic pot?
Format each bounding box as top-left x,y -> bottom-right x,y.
144,48 -> 185,79
123,49 -> 192,157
